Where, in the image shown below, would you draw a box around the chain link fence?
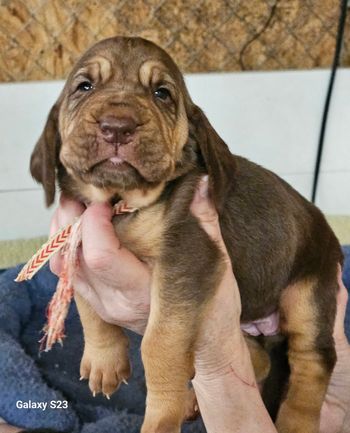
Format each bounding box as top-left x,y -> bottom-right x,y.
0,0 -> 348,82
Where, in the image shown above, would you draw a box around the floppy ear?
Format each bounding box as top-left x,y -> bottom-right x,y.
189,105 -> 236,213
30,103 -> 61,207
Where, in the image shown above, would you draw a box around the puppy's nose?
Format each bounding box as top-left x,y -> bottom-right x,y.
99,116 -> 137,145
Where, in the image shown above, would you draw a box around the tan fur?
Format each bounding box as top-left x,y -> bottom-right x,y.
115,202 -> 166,263
78,183 -> 117,203
139,60 -> 165,87
75,293 -> 131,397
276,280 -> 331,433
139,60 -> 177,89
120,183 -> 165,209
88,56 -> 113,83
172,102 -> 189,159
141,266 -> 196,433
245,336 -> 271,383
74,56 -> 113,84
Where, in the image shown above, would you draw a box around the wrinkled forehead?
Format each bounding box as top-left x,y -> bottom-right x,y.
66,37 -> 184,91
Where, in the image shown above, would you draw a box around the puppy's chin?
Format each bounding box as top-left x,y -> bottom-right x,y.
87,159 -> 146,191
70,159 -> 165,198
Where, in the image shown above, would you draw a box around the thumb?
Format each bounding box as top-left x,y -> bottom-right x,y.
81,202 -> 121,271
190,175 -> 224,248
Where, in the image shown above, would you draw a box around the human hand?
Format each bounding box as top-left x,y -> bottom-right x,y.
190,181 -> 350,433
190,177 -> 276,433
189,176 -> 255,383
320,267 -> 350,433
50,195 -> 151,334
0,418 -> 22,433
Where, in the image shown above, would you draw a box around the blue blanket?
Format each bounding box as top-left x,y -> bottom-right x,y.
0,247 -> 349,432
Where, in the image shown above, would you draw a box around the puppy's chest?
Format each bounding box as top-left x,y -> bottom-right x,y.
112,203 -> 166,264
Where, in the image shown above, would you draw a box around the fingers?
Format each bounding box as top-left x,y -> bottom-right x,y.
79,202 -> 151,291
0,422 -> 23,433
76,202 -> 151,324
80,202 -> 121,271
49,194 -> 85,276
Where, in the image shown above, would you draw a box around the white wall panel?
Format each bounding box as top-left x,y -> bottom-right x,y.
0,190 -> 56,240
0,69 -> 349,240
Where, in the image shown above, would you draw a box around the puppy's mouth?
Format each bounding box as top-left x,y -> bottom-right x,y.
89,155 -> 137,176
96,155 -> 133,172
109,155 -> 126,165
61,131 -> 173,188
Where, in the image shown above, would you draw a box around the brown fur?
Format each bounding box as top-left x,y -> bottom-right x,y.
31,36 -> 343,433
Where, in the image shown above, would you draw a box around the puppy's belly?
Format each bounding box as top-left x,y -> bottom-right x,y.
241,310 -> 280,336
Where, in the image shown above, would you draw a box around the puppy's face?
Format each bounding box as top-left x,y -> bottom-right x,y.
31,36 -> 235,210
59,37 -> 192,197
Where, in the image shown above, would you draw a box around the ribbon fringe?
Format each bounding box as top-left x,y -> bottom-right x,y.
16,201 -> 137,351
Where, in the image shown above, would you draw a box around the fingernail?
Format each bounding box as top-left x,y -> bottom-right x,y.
199,175 -> 209,198
122,379 -> 129,385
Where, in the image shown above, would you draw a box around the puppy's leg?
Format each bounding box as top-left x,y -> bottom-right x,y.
245,335 -> 271,383
141,221 -> 224,433
276,276 -> 337,433
75,293 -> 131,397
141,304 -> 196,433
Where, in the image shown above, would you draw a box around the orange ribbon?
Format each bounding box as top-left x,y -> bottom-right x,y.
16,201 -> 138,351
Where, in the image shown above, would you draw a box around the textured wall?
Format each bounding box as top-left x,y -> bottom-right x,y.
0,0 -> 348,82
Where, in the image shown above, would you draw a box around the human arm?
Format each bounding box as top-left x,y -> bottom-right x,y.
320,270 -> 350,433
190,177 -> 277,433
190,183 -> 350,433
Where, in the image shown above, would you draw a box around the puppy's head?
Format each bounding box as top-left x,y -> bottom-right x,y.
31,36 -> 235,210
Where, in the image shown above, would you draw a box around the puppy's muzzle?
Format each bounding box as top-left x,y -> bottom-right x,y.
99,115 -> 137,146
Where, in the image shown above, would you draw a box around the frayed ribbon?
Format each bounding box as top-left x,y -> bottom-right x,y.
16,201 -> 137,351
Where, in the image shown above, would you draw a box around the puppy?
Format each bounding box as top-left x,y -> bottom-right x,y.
31,36 -> 343,433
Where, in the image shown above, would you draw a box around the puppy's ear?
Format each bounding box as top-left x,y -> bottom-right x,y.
189,105 -> 236,212
30,103 -> 61,207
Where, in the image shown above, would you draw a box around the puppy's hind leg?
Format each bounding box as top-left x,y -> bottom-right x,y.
275,275 -> 337,433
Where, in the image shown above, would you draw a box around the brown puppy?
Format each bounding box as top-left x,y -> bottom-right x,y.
31,36 -> 343,433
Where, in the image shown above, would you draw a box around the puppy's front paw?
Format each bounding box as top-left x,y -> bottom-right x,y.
80,340 -> 131,398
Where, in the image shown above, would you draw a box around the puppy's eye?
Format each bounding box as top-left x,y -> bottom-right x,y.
154,87 -> 171,101
76,81 -> 93,92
